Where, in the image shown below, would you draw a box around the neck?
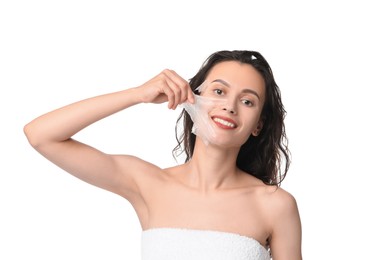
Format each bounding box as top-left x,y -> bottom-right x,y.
184,138 -> 241,192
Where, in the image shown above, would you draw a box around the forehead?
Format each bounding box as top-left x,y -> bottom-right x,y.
206,61 -> 265,98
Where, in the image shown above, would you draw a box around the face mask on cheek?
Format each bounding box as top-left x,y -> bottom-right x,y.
181,82 -> 228,146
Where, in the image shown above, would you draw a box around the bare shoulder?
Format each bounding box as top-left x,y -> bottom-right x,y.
261,186 -> 302,259
239,173 -> 298,211
263,186 -> 299,213
259,185 -> 301,229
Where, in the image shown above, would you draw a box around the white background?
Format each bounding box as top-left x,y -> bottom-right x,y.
1,0 -> 374,259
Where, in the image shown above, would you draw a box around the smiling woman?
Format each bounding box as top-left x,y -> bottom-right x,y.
176,51 -> 291,186
24,50 -> 302,260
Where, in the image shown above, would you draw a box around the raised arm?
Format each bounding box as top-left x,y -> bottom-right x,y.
24,69 -> 194,202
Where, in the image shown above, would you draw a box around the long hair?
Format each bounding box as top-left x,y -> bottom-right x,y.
173,50 -> 290,186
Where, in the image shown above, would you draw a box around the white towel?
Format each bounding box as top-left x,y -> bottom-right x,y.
142,228 -> 270,260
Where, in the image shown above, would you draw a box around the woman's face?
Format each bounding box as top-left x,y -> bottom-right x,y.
200,61 -> 266,148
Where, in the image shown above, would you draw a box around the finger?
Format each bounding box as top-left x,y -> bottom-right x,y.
161,75 -> 179,109
165,78 -> 182,109
187,87 -> 195,104
160,82 -> 175,109
163,70 -> 191,105
162,71 -> 185,109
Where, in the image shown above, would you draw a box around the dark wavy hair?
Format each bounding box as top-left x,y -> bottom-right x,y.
173,50 -> 290,186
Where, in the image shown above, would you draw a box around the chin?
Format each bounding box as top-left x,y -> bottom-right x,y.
203,136 -> 245,149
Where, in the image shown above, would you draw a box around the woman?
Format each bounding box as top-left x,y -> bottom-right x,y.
24,50 -> 302,260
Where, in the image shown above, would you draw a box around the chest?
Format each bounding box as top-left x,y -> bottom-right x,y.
144,184 -> 269,243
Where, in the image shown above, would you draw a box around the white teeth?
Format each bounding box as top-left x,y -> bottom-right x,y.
213,117 -> 235,128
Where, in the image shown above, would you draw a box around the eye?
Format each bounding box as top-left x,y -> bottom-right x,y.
241,99 -> 254,107
213,89 -> 224,95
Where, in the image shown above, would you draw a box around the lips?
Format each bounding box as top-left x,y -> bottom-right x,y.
211,116 -> 238,129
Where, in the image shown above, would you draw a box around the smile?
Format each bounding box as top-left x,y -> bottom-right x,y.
212,117 -> 237,129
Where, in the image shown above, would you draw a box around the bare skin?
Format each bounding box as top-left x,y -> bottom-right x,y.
24,61 -> 302,259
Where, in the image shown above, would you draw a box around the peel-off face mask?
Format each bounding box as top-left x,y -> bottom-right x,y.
181,81 -> 228,145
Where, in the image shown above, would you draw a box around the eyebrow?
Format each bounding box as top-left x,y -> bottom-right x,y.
211,79 -> 261,100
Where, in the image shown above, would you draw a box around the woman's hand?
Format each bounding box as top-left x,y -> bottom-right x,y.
137,69 -> 195,109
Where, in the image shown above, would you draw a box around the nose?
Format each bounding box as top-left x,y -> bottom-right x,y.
221,97 -> 237,115
222,106 -> 236,115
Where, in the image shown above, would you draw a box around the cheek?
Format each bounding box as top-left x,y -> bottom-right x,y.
240,110 -> 262,131
234,119 -> 258,144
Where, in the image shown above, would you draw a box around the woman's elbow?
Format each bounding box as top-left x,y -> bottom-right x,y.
24,122 -> 43,148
